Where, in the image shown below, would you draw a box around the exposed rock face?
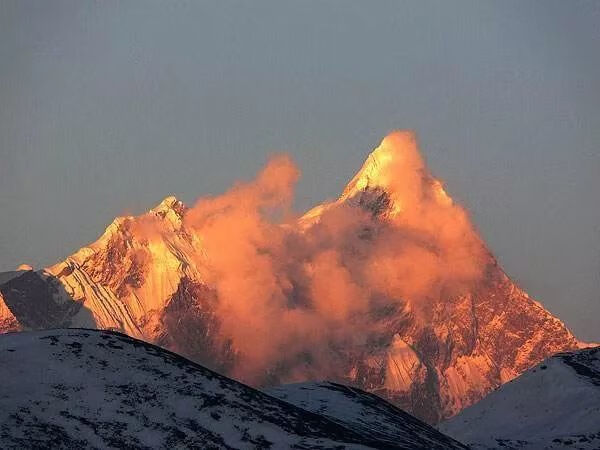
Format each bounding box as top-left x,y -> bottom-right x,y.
0,271 -> 28,332
357,267 -> 580,422
152,277 -> 236,375
0,132 -> 581,423
0,294 -> 20,333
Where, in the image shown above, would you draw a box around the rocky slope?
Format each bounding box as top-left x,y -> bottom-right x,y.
0,131 -> 581,423
0,270 -> 36,333
439,346 -> 600,449
0,295 -> 19,333
0,328 -> 465,449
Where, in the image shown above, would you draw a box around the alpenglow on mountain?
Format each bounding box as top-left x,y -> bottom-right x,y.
0,131 -> 582,423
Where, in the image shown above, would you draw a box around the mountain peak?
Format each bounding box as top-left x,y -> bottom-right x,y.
340,131 -> 421,202
149,196 -> 187,230
151,195 -> 185,215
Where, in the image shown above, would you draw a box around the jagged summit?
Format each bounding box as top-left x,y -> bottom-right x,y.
335,130 -> 454,221
148,195 -> 187,231
55,196 -> 189,271
150,195 -> 186,216
301,131 -> 423,226
340,131 -> 421,201
88,196 -> 187,247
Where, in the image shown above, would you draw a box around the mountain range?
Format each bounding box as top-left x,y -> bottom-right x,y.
0,131 -> 584,423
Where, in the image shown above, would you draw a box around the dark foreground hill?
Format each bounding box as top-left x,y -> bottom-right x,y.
0,328 -> 465,449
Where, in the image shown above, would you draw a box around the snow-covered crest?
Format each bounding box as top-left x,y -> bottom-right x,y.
440,346 -> 600,449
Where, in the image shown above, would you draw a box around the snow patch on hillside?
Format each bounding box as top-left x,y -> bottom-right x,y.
440,347 -> 600,449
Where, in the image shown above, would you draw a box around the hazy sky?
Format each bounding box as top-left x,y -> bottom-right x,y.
0,1 -> 598,340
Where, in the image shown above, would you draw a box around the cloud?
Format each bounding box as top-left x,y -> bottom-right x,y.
181,132 -> 487,384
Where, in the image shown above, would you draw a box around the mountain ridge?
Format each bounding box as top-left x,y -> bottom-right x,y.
0,131 -> 582,423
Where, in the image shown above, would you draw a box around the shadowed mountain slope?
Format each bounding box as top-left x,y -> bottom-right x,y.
0,328 -> 466,449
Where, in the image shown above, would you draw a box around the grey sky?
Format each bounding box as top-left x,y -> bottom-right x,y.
0,1 -> 598,340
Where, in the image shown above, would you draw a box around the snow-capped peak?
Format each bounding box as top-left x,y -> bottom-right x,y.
150,195 -> 186,216
340,131 -> 420,202
149,195 -> 187,229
